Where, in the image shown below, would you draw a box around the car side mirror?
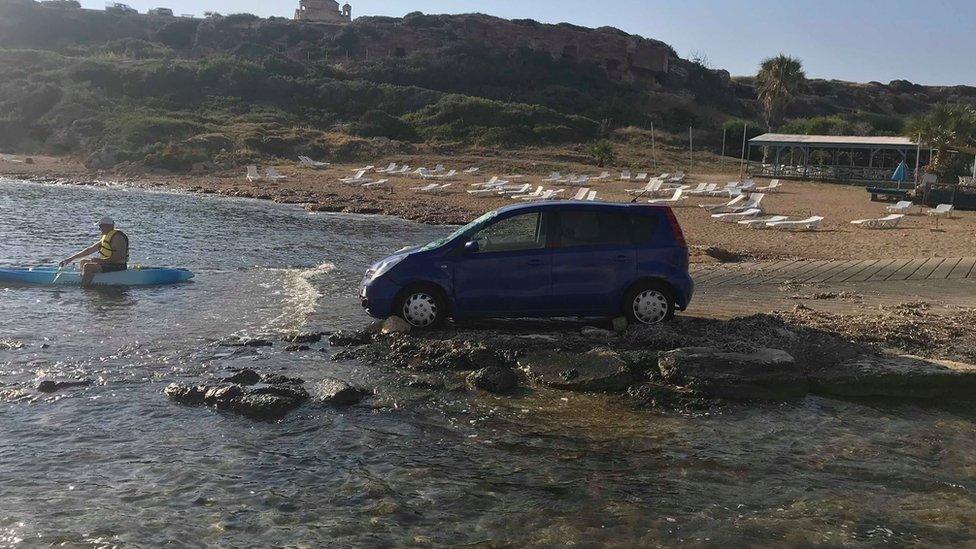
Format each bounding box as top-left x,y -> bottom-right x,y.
463,240 -> 480,254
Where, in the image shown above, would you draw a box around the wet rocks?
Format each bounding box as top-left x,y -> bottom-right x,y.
467,366 -> 517,394
626,381 -> 715,411
328,330 -> 372,347
808,354 -> 976,399
659,347 -> 807,400
611,317 -> 629,334
165,372 -> 313,420
285,344 -> 311,352
518,348 -> 634,393
221,369 -> 261,386
36,379 -> 94,393
308,378 -> 369,405
0,339 -> 25,350
218,337 -> 273,348
282,332 -> 324,344
381,316 -> 412,335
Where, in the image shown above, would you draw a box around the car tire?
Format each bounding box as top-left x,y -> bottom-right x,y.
395,285 -> 447,328
623,281 -> 675,325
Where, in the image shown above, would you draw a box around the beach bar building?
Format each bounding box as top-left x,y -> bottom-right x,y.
746,133 -> 927,186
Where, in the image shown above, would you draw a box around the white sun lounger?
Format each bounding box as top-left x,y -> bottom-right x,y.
522,189 -> 564,201
620,170 -> 632,181
725,193 -> 765,213
2,154 -> 23,163
569,187 -> 592,200
886,201 -> 918,214
669,172 -> 686,183
626,180 -> 662,195
712,208 -> 762,222
700,194 -> 747,213
567,175 -> 590,186
412,183 -> 452,194
738,215 -> 789,228
851,214 -> 905,229
375,162 -> 397,173
463,167 -> 481,174
424,169 -> 457,180
593,171 -> 611,181
635,172 -> 648,181
542,172 -> 562,182
512,186 -> 544,199
767,216 -> 824,231
265,167 -> 287,181
298,156 -> 330,169
496,183 -> 532,195
246,165 -> 262,182
928,204 -> 954,217
362,179 -> 391,191
647,188 -> 684,204
756,179 -> 782,192
585,190 -> 598,201
340,169 -> 369,184
391,165 -> 411,174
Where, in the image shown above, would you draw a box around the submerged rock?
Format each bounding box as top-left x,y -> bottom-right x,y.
165,372 -> 310,420
467,366 -> 517,394
658,347 -> 807,400
37,379 -> 93,393
308,378 -> 369,405
218,337 -> 273,348
809,354 -> 976,399
626,381 -> 715,411
611,317 -> 629,334
518,348 -> 634,393
282,332 -> 324,344
285,344 -> 311,352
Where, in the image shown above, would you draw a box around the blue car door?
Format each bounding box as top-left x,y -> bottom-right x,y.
549,208 -> 635,315
452,211 -> 552,317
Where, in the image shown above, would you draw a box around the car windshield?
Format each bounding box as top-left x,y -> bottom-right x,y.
419,210 -> 499,251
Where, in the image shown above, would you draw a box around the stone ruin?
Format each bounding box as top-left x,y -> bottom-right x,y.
294,0 -> 351,24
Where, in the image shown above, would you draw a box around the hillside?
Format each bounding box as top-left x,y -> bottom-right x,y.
1,0 -> 975,172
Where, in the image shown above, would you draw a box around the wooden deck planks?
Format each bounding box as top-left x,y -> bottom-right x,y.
867,259 -> 913,281
695,257 -> 975,286
948,257 -> 976,280
884,258 -> 930,281
930,257 -> 963,280
908,258 -> 948,280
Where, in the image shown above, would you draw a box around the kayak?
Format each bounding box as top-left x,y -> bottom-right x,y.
0,266 -> 194,287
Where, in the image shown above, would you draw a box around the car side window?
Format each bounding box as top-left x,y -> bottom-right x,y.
471,212 -> 545,253
554,211 -> 632,248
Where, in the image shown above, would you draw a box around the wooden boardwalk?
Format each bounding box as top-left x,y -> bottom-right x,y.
693,257 -> 976,286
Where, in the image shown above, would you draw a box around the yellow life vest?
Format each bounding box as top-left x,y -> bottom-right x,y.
99,229 -> 129,262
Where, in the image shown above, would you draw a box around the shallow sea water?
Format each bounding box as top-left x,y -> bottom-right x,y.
1,179 -> 975,547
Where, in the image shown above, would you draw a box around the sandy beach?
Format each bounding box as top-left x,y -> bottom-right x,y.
5,154 -> 974,264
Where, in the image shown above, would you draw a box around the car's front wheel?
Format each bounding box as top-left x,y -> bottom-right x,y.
396,286 -> 447,328
623,282 -> 675,324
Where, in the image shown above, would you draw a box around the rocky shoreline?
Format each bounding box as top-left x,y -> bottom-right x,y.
0,168 -> 477,226
319,314 -> 976,413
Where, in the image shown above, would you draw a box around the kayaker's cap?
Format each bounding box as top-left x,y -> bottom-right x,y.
98,217 -> 114,227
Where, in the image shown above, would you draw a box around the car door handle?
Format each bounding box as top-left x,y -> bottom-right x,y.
527,259 -> 544,266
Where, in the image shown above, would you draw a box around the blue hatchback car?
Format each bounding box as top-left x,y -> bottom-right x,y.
360,201 -> 693,328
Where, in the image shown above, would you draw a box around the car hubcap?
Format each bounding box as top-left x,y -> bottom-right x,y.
632,290 -> 669,324
402,293 -> 438,327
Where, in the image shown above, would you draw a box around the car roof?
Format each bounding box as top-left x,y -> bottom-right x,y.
494,201 -> 668,215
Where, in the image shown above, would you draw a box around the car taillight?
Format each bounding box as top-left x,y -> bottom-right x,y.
664,207 -> 687,247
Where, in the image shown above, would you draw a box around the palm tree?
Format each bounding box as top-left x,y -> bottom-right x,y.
905,103 -> 976,179
756,55 -> 806,131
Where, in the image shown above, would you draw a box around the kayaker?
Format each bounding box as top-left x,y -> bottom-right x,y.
59,217 -> 129,287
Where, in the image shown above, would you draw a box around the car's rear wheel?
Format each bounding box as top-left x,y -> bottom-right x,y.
624,282 -> 675,324
396,286 -> 447,328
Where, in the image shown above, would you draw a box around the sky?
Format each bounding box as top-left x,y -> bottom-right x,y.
81,0 -> 976,85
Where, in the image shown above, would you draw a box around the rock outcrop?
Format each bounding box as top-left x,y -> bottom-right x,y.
518,348 -> 634,393
659,347 -> 808,400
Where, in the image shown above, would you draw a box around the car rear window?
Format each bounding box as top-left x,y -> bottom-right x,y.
552,210 -> 659,248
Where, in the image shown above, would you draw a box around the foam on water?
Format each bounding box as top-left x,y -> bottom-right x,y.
264,262 -> 336,333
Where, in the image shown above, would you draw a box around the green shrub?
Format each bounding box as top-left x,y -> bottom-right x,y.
585,140 -> 616,166
349,110 -> 417,141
